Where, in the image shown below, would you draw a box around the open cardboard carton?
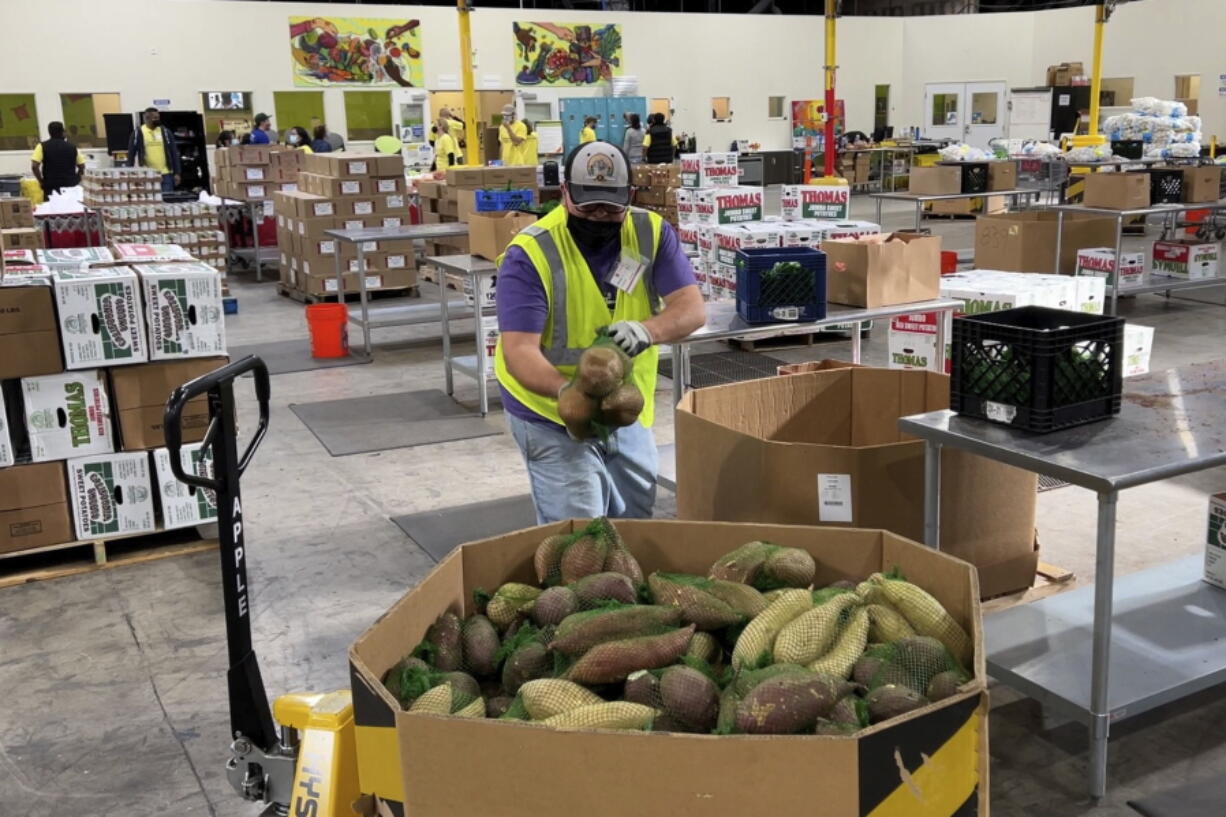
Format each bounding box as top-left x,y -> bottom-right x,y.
350,519 -> 988,817
676,366 -> 1039,599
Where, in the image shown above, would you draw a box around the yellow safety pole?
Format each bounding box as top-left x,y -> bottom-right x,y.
1074,3 -> 1108,147
457,0 -> 479,166
822,0 -> 837,178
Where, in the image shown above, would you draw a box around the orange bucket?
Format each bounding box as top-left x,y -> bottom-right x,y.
306,303 -> 349,358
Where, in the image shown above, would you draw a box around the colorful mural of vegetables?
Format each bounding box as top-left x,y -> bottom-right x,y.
289,17 -> 423,87
514,22 -> 623,87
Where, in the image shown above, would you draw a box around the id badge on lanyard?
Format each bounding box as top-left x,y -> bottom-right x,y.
609,248 -> 648,294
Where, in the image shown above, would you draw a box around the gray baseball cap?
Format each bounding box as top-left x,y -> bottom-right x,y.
564,142 -> 632,207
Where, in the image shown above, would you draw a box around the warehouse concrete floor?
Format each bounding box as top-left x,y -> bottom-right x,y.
2,195 -> 1225,817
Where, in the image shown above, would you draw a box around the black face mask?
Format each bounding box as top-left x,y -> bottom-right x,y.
567,212 -> 622,253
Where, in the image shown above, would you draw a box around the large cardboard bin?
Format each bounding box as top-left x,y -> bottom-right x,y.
350,519 -> 988,817
676,367 -> 1039,598
974,211 -> 1117,274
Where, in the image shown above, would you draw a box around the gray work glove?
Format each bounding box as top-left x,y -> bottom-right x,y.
605,320 -> 654,357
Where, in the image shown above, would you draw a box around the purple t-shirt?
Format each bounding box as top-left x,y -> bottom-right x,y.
496,217 -> 698,428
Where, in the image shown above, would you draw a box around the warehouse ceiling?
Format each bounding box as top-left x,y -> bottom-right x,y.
241,0 -> 1140,14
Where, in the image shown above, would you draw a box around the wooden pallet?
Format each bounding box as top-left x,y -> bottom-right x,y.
275,282 -> 419,304
981,561 -> 1076,614
0,528 -> 218,589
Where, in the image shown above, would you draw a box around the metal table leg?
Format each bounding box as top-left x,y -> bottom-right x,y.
250,201 -> 263,283
1088,491 -> 1118,800
923,440 -> 942,548
875,197 -> 883,226
472,272 -> 489,416
1108,213 -> 1125,315
440,275 -> 454,396
915,200 -> 923,233
1054,209 -> 1065,274
670,344 -> 684,416
357,244 -> 372,356
850,320 -> 863,363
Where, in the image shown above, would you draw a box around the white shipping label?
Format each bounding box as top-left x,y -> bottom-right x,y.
387,254 -> 407,269
347,161 -> 369,175
985,401 -> 1018,424
354,201 -> 374,215
386,195 -> 405,209
248,185 -> 266,199
319,240 -> 337,255
245,167 -> 265,181
817,473 -> 853,523
313,202 -> 335,217
382,217 -> 403,228
341,181 -> 361,195
377,179 -> 398,193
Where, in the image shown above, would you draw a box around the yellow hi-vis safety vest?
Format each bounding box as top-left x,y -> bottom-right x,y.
494,205 -> 664,428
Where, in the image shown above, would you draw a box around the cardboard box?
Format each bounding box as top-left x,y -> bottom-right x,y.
694,186 -> 763,225
974,211 -> 1118,274
1123,323 -> 1154,377
35,247 -> 115,271
1076,247 -> 1145,288
152,443 -> 218,530
467,211 -> 538,261
0,385 -> 12,467
233,146 -> 270,166
276,190 -> 336,220
909,166 -> 961,196
52,267 -> 147,369
0,197 -> 34,227
298,270 -> 389,297
1205,492 -> 1226,590
301,173 -> 368,198
66,451 -> 156,539
0,277 -> 63,378
136,263 -> 227,360
22,370 -> 114,462
1083,172 -> 1150,210
823,232 -> 941,308
680,153 -> 739,188
109,358 -> 224,450
296,216 -> 340,241
887,312 -> 944,373
987,161 -> 1018,192
445,166 -> 489,189
227,164 -> 268,183
713,223 -> 782,267
780,183 -> 851,221
1182,166 -> 1222,204
0,462 -> 73,553
1152,239 -> 1218,279
304,152 -> 391,179
349,518 -> 988,817
676,367 -> 1039,598
109,244 -> 193,264
2,228 -> 43,251
928,198 -> 978,216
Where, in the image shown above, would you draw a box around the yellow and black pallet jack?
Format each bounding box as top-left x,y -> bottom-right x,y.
166,357 -> 361,816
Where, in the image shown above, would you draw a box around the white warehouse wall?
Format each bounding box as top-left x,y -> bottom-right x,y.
0,0 -> 1220,176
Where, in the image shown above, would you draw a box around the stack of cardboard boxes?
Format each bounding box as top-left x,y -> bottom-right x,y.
418,165 -> 538,269
101,203 -> 226,273
0,246 -> 226,556
0,197 -> 42,253
212,146 -> 304,202
273,152 -> 416,299
82,168 -> 163,207
909,161 -> 1018,216
632,164 -> 681,226
837,151 -> 873,187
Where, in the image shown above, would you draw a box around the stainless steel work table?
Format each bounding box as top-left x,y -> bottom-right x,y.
655,297 -> 964,491
868,188 -> 1042,232
323,222 -> 472,355
898,359 -> 1226,800
426,253 -> 499,417
1047,201 -> 1226,315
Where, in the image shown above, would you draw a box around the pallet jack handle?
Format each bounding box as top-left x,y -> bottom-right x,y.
165,356 -> 279,759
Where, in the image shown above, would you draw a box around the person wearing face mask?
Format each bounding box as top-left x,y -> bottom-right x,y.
126,107 -> 181,192
495,142 -> 706,523
287,126 -> 314,153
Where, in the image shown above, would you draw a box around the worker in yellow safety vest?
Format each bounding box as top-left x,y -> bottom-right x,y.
495,142 -> 706,523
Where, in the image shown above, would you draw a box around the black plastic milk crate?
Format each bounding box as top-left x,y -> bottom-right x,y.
735,247 -> 826,324
1148,167 -> 1184,204
1111,140 -> 1144,160
951,305 -> 1125,433
957,162 -> 989,194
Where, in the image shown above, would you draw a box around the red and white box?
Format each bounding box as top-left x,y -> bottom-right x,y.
781,183 -> 851,221
680,153 -> 739,188
713,223 -> 781,267
888,311 -> 946,374
676,188 -> 698,224
1076,247 -> 1145,288
693,186 -> 763,226
1151,240 -> 1218,279
676,223 -> 699,255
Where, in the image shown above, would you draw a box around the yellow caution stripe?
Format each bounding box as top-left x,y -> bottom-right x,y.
864,711 -> 981,817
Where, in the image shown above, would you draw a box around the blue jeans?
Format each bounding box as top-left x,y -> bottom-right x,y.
161,174 -> 176,192
507,414 -> 658,524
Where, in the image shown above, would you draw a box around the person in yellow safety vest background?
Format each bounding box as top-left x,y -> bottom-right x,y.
495,142 -> 706,523
126,107 -> 181,193
499,104 -> 528,165
580,116 -> 598,144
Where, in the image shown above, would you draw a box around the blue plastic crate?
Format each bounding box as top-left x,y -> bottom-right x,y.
223,297 -> 238,315
475,188 -> 535,212
734,247 -> 827,324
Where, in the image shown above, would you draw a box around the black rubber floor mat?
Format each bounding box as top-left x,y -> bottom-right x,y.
391,495 -> 537,561
290,389 -> 503,456
658,350 -> 786,390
